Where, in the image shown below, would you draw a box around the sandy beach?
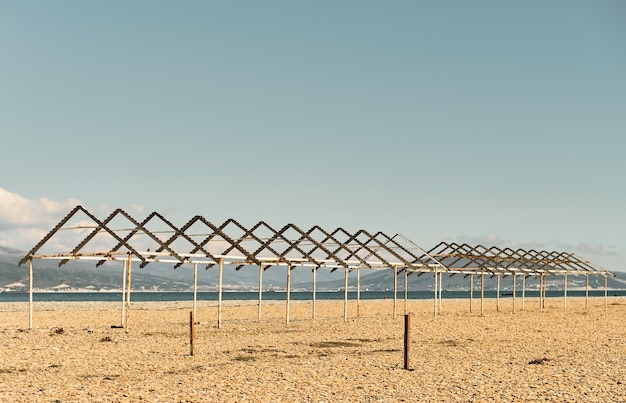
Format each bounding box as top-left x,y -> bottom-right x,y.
1,297 -> 625,402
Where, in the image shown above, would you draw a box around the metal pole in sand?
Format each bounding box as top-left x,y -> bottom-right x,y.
512,273 -> 516,314
480,270 -> 484,316
543,275 -> 547,310
218,257 -> 223,329
121,259 -> 127,327
286,263 -> 291,324
604,274 -> 608,308
193,263 -> 198,323
125,254 -> 132,332
469,274 -> 474,313
404,269 -> 408,315
312,266 -> 317,319
404,314 -> 411,370
28,257 -> 33,329
522,274 -> 526,311
433,269 -> 438,317
258,263 -> 263,321
343,266 -> 349,322
539,275 -> 543,312
496,274 -> 501,312
585,274 -> 589,309
357,267 -> 361,318
438,272 -> 443,313
563,273 -> 567,311
393,265 -> 398,319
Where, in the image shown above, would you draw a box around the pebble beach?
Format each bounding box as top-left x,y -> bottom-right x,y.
1,297 -> 625,402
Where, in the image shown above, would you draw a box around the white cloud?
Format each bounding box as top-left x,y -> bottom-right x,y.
0,187 -> 81,229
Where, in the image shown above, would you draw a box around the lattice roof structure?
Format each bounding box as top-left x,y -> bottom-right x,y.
18,206 -> 613,279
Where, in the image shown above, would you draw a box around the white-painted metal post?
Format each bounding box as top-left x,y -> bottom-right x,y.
344,267 -> 349,322
218,257 -> 223,329
393,266 -> 398,319
193,263 -> 198,323
512,273 -> 516,314
433,269 -> 438,317
125,254 -> 132,332
258,264 -> 263,321
496,274 -> 501,312
563,274 -> 567,311
29,257 -> 33,329
480,270 -> 484,316
522,274 -> 526,311
604,274 -> 608,308
404,269 -> 408,315
438,271 -> 443,312
312,266 -> 317,319
121,259 -> 127,327
356,267 -> 361,318
286,263 -> 291,324
469,274 -> 474,313
585,274 -> 589,309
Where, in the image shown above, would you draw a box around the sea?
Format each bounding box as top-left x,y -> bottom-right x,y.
0,290 -> 623,303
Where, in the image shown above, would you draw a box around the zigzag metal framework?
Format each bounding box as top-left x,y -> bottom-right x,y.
18,206 -> 613,279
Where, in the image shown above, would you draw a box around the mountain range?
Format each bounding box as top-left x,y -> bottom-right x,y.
2,245 -> 625,292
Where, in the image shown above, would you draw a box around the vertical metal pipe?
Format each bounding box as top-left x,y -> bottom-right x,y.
512,273 -> 516,314
218,257 -> 223,329
312,266 -> 317,319
522,274 -> 526,311
258,264 -> 263,321
193,263 -> 198,323
480,270 -> 484,316
604,274 -> 608,308
393,266 -> 398,319
125,254 -> 132,332
121,259 -> 127,327
585,274 -> 589,309
438,272 -> 443,312
469,274 -> 474,313
286,263 -> 291,324
404,314 -> 411,370
28,257 -> 33,329
343,267 -> 349,322
356,267 -> 361,318
404,269 -> 408,315
433,269 -> 438,317
496,274 -> 501,312
563,273 -> 567,311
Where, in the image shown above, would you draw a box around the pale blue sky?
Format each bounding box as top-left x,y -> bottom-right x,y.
0,1 -> 624,270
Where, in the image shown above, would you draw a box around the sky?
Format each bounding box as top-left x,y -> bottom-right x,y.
0,1 -> 624,271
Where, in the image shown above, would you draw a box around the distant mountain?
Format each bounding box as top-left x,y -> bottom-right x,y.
2,246 -> 624,292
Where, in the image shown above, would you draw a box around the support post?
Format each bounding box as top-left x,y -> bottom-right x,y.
539,275 -> 543,312
512,273 -> 516,314
469,274 -> 474,313
356,267 -> 361,318
190,311 -> 195,356
193,263 -> 198,323
585,274 -> 589,309
393,266 -> 398,319
404,269 -> 408,315
218,257 -> 223,329
480,270 -> 484,316
433,269 -> 438,317
438,272 -> 443,312
604,274 -> 608,308
563,273 -> 567,311
343,267 -> 349,322
286,263 -> 291,324
28,257 -> 33,329
121,259 -> 127,327
258,264 -> 263,322
496,274 -> 501,312
522,274 -> 526,311
404,314 -> 411,370
125,254 -> 132,332
312,266 -> 317,319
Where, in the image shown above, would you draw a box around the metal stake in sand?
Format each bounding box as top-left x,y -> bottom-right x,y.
438,272 -> 443,313
28,257 -> 33,329
343,266 -> 349,322
393,265 -> 398,319
125,253 -> 132,332
189,311 -> 195,356
433,269 -> 438,317
286,263 -> 291,324
218,257 -> 223,329
604,274 -> 608,308
404,314 -> 411,370
258,263 -> 263,322
539,275 -> 543,312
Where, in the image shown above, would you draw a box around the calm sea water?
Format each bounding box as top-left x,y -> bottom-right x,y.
0,290 -> 622,303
